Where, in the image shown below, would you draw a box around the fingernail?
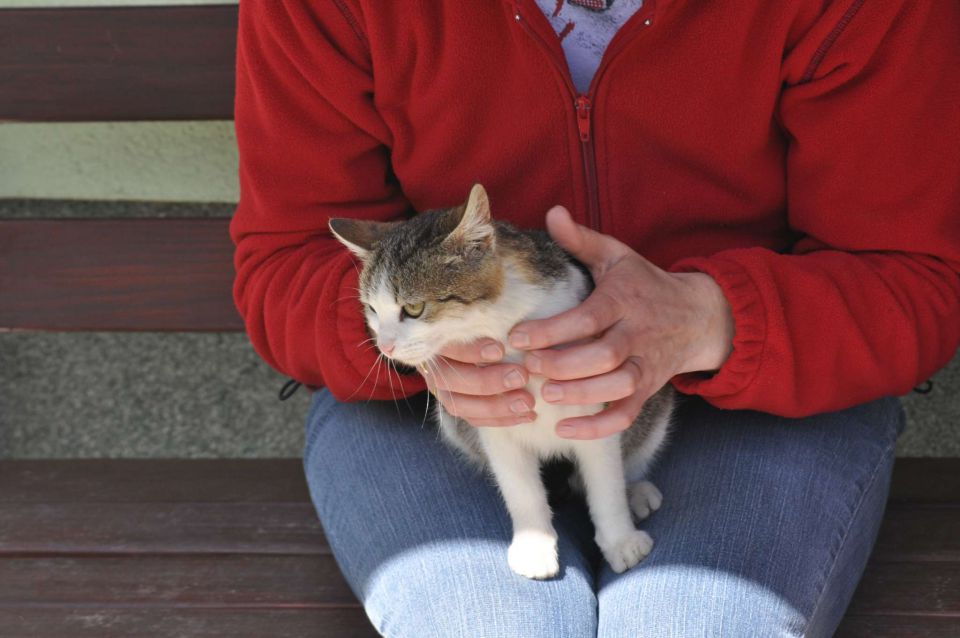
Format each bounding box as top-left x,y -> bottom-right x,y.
481,342 -> 503,362
556,424 -> 577,438
525,353 -> 542,374
510,399 -> 532,415
510,331 -> 530,348
542,383 -> 563,402
504,369 -> 525,389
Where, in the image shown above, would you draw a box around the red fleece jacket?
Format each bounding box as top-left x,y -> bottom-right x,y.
231,0 -> 960,417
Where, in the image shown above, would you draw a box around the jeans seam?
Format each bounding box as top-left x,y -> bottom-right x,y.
800,438 -> 896,637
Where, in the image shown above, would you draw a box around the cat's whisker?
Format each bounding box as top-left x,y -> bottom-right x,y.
427,358 -> 461,418
345,349 -> 384,401
363,352 -> 386,405
383,356 -> 403,417
436,355 -> 469,387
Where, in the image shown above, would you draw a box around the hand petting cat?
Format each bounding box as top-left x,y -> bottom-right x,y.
424,204 -> 734,441
510,206 -> 735,440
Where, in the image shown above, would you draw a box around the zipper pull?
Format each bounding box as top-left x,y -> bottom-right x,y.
575,96 -> 592,143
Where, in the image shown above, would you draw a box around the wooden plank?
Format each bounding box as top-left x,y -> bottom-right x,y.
0,7 -> 237,121
0,608 -> 378,638
0,460 -> 307,503
0,503 -> 328,556
3,500 -> 957,561
871,506 -> 960,563
0,556 -> 355,606
889,458 -> 960,505
846,563 -> 960,616
837,615 -> 960,638
0,219 -> 241,331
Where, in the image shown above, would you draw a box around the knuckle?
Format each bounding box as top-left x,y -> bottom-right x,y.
624,364 -> 643,394
580,311 -> 602,335
596,342 -> 621,370
612,412 -> 633,432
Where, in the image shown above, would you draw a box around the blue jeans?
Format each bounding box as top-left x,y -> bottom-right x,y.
304,390 -> 903,637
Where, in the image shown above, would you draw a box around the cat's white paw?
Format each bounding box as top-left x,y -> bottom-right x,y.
599,529 -> 653,573
508,530 -> 559,580
628,480 -> 663,520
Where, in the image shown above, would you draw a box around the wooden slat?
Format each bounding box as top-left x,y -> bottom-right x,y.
0,7 -> 237,121
0,556 -> 355,606
0,503 -> 328,556
0,608 -> 378,638
847,563 -> 960,616
0,219 -> 241,331
837,615 -> 960,638
4,501 -> 958,561
889,458 -> 960,505
872,506 -> 960,563
0,460 -> 307,503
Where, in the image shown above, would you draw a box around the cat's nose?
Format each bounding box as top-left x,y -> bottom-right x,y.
380,342 -> 396,356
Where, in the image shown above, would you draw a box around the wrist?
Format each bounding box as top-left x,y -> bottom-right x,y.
678,272 -> 735,373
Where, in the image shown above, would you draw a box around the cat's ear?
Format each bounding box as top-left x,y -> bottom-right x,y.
328,218 -> 397,259
446,184 -> 495,252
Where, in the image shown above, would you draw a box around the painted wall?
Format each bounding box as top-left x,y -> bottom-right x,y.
0,122 -> 239,202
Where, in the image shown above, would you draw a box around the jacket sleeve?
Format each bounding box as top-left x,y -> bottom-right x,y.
230,0 -> 426,400
670,0 -> 960,417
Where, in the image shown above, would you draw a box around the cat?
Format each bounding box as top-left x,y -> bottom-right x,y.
329,184 -> 674,579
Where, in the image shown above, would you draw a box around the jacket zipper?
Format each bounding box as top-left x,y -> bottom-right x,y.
514,1 -> 655,232
575,96 -> 601,230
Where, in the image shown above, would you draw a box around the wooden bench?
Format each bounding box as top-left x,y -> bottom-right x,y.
1,5 -> 957,636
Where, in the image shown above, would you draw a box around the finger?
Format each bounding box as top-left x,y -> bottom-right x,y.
438,339 -> 504,364
554,389 -> 649,440
435,389 -> 536,420
544,205 -> 630,268
468,415 -> 538,428
510,289 -> 623,351
524,328 -> 631,380
541,359 -> 645,405
424,358 -> 528,396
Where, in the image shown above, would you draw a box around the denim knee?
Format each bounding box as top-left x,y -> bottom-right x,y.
365,542 -> 597,638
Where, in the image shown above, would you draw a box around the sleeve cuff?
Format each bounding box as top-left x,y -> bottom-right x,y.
668,256 -> 767,401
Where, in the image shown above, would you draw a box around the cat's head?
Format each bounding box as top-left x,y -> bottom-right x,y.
329,184 -> 504,366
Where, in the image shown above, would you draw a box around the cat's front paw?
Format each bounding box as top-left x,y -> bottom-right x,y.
599,529 -> 653,574
628,480 -> 663,520
508,530 -> 559,580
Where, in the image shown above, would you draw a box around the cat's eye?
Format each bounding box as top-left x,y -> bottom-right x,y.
402,301 -> 425,319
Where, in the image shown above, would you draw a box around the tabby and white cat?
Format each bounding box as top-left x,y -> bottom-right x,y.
330,184 -> 674,579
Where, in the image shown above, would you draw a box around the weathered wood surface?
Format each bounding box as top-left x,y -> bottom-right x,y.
0,459 -> 308,503
0,219 -> 240,332
0,609 -> 377,638
0,459 -> 955,637
0,6 -> 237,121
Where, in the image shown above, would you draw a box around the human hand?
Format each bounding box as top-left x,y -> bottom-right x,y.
509,206 -> 735,440
423,340 -> 537,427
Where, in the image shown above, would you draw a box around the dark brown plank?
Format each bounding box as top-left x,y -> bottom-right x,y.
0,460 -> 307,503
0,7 -> 237,121
0,556 -> 355,606
837,615 -> 960,638
0,503 -> 328,556
0,608 -> 378,638
847,563 -> 960,615
889,458 -> 960,505
4,500 -> 958,560
0,219 -> 241,331
872,506 -> 960,563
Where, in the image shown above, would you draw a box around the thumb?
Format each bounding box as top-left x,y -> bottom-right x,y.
545,205 -> 628,267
